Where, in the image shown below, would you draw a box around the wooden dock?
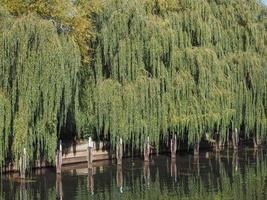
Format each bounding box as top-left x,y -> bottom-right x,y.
3,140 -> 115,173
2,137 -> 220,174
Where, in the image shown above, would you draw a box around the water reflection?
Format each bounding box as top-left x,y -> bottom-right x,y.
87,168 -> 94,195
170,159 -> 177,182
116,164 -> 123,193
193,155 -> 200,176
20,181 -> 27,200
143,162 -> 150,186
233,150 -> 239,172
1,148 -> 267,200
56,174 -> 62,200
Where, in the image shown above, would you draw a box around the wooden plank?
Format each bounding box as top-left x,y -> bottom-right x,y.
62,151 -> 115,165
63,141 -> 107,153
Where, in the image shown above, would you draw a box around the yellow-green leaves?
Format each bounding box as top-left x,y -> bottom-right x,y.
78,0 -> 267,150
0,91 -> 11,166
0,14 -> 81,165
0,0 -> 100,63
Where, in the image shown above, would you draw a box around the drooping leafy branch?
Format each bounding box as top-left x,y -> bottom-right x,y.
0,12 -> 81,165
0,0 -> 266,166
78,0 -> 267,150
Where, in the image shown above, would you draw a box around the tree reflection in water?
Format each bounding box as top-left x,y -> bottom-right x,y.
0,148 -> 267,200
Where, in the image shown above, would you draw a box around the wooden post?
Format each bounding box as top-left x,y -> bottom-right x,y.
253,133 -> 261,149
215,132 -> 221,152
87,137 -> 93,169
19,148 -> 27,179
56,174 -> 63,200
116,138 -> 123,165
253,135 -> 257,149
56,140 -> 62,174
144,137 -> 150,162
232,128 -> 239,150
171,135 -> 177,160
220,137 -> 225,150
194,142 -> 199,157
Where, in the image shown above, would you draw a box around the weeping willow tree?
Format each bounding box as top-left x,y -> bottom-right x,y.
0,10 -> 81,166
0,0 -> 266,167
77,0 -> 267,150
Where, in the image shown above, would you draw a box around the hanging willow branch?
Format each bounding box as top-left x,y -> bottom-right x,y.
0,12 -> 81,166
78,0 -> 267,150
0,0 -> 266,165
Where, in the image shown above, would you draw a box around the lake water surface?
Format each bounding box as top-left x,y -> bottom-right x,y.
1,147 -> 267,200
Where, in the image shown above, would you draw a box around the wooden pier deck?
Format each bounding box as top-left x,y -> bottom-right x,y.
3,140 -> 115,173
3,138 -> 216,173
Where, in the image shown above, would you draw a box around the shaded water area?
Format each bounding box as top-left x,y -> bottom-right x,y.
1,147 -> 267,200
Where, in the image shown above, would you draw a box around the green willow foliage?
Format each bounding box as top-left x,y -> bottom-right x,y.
0,11 -> 81,165
0,91 -> 11,165
78,0 -> 267,149
0,0 -> 266,166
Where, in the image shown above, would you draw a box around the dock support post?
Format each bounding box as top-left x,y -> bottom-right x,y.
253,133 -> 261,149
194,141 -> 199,157
88,137 -> 93,169
144,137 -> 150,162
116,138 -> 123,165
171,135 -> 177,160
215,133 -> 221,152
56,140 -> 62,174
19,148 -> 27,179
232,128 -> 239,150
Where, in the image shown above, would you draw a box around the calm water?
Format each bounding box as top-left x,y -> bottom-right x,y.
1,148 -> 267,200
